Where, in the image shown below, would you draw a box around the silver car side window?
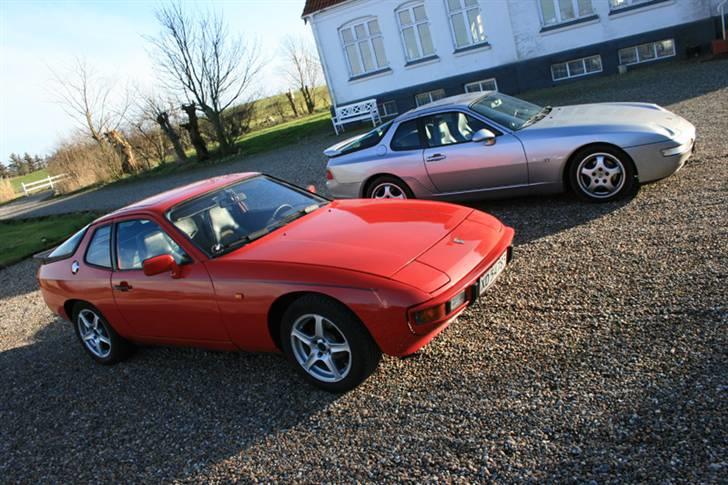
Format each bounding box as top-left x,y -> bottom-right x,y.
425,112 -> 486,147
391,119 -> 422,151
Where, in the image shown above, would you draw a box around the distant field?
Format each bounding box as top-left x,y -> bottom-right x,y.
10,169 -> 49,194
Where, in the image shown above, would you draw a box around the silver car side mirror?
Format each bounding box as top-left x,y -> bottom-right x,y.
472,128 -> 496,146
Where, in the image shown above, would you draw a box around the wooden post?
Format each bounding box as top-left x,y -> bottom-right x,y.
22,182 -> 28,196
48,176 -> 54,191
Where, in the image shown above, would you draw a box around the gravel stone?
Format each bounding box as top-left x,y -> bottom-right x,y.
1,59 -> 726,482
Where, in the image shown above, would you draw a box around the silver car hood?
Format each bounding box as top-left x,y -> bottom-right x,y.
527,102 -> 692,141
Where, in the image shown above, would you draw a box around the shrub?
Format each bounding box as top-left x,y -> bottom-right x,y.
47,139 -> 123,194
0,178 -> 15,203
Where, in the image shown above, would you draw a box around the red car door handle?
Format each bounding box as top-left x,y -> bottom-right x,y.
113,282 -> 133,292
426,154 -> 446,162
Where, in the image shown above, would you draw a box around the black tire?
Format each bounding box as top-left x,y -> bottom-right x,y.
280,295 -> 382,392
365,175 -> 414,199
568,144 -> 637,203
72,302 -> 133,365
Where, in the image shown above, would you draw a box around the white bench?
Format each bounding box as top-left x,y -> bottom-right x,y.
331,99 -> 382,135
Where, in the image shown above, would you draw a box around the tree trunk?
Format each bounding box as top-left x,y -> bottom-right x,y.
104,130 -> 139,174
156,111 -> 188,163
203,107 -> 233,155
181,104 -> 209,161
301,85 -> 315,114
285,90 -> 299,117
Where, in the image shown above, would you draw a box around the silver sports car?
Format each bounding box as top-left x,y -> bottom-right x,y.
324,92 -> 695,203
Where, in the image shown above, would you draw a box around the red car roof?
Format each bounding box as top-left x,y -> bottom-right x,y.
95,172 -> 258,223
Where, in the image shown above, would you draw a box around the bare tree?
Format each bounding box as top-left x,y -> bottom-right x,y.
149,2 -> 262,155
281,35 -> 323,115
135,93 -> 188,163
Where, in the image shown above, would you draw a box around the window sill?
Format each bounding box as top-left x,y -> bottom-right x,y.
404,55 -> 439,68
453,42 -> 491,56
348,68 -> 392,83
540,14 -> 599,34
609,0 -> 672,17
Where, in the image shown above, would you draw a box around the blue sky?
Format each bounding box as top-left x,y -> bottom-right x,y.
0,0 -> 311,160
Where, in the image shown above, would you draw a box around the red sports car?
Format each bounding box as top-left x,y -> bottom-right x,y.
37,173 -> 513,391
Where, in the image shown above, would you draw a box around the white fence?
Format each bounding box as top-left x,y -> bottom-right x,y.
21,174 -> 69,196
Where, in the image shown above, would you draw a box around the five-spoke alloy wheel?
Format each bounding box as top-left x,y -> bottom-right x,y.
73,303 -> 132,364
569,145 -> 636,202
366,175 -> 413,200
281,295 -> 381,392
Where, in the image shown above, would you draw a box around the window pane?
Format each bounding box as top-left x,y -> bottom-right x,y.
558,0 -> 576,20
577,0 -> 593,16
585,55 -> 602,72
368,19 -> 381,35
618,47 -> 637,64
451,13 -> 470,47
391,120 -> 422,150
402,27 -> 420,60
341,28 -> 354,43
398,10 -> 412,26
551,63 -> 568,79
359,41 -> 375,71
48,225 -> 88,259
371,36 -> 388,67
464,0 -> 478,6
415,92 -> 432,107
656,39 -> 674,57
540,0 -> 558,25
431,89 -> 446,101
638,43 -> 655,61
413,5 -> 427,21
467,9 -> 485,42
465,83 -> 477,93
354,24 -> 366,39
418,23 -> 435,56
86,225 -> 111,268
447,0 -> 461,11
117,220 -> 186,270
482,78 -> 497,90
345,44 -> 363,74
567,59 -> 585,76
425,112 -> 483,147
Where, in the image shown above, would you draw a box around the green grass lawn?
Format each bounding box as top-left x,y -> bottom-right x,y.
10,169 -> 49,194
234,111 -> 331,156
0,212 -> 98,267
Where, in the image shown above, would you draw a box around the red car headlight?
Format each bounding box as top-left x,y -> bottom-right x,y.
411,290 -> 467,325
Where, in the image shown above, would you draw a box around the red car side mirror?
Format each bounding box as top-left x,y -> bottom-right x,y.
143,254 -> 181,278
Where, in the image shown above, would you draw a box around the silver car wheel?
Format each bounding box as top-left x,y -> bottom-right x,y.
371,182 -> 407,199
576,152 -> 626,199
290,313 -> 352,383
77,308 -> 112,359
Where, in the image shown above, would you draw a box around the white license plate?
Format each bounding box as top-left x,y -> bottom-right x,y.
479,251 -> 508,295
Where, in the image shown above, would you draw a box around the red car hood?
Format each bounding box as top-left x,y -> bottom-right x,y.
222,199 -> 476,279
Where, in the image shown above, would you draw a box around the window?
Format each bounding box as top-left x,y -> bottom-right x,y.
464,78 -> 498,93
380,101 -> 399,118
551,55 -> 602,80
539,0 -> 594,27
85,225 -> 112,269
618,39 -> 675,65
396,2 -> 435,61
117,219 -> 188,270
337,121 -> 393,156
609,0 -> 653,11
471,92 -> 543,131
446,0 -> 486,49
415,88 -> 446,107
391,120 -> 422,150
423,112 -> 487,147
47,225 -> 89,260
340,18 -> 388,77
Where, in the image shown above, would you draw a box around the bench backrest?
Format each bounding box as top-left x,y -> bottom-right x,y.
335,99 -> 378,120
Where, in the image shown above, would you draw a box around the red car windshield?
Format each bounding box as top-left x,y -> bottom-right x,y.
168,176 -> 327,257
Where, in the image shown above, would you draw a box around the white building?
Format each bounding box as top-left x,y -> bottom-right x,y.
302,0 -> 725,117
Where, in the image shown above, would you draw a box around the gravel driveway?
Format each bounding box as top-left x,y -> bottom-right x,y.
1,59 -> 726,482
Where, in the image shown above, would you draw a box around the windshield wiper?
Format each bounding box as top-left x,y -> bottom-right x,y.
520,105 -> 552,129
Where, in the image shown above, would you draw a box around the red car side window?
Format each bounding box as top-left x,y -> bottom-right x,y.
116,219 -> 188,270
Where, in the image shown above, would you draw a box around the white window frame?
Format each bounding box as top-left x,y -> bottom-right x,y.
609,0 -> 653,11
339,17 -> 388,78
415,89 -> 446,107
380,100 -> 399,118
618,39 -> 675,66
464,78 -> 498,93
396,2 -> 435,62
538,0 -> 595,27
445,0 -> 487,50
551,55 -> 603,81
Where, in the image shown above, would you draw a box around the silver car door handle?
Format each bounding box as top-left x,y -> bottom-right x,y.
426,154 -> 446,162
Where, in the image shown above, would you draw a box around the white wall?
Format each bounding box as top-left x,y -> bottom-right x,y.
308,0 -> 520,106
507,0 -> 717,60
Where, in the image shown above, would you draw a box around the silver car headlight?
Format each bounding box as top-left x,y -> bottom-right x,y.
661,141 -> 692,157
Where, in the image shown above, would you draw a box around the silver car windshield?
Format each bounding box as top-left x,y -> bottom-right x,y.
471,93 -> 543,131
